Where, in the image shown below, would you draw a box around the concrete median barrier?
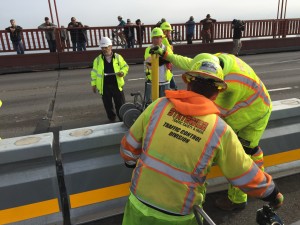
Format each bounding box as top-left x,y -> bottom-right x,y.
0,133 -> 63,225
0,98 -> 299,224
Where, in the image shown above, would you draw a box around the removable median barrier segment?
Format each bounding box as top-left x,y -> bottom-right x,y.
0,133 -> 63,225
59,122 -> 131,224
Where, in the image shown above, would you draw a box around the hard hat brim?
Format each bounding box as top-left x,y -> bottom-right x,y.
183,71 -> 227,91
0,100 -> 2,108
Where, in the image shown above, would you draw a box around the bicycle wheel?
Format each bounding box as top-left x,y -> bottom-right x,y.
119,102 -> 136,120
117,33 -> 127,49
123,108 -> 141,128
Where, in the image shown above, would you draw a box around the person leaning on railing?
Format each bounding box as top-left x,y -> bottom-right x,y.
200,14 -> 216,43
38,17 -> 57,53
135,19 -> 145,47
5,19 -> 24,54
185,16 -> 195,44
67,17 -> 87,51
123,19 -> 135,48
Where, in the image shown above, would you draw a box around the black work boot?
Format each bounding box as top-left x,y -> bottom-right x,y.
215,197 -> 246,211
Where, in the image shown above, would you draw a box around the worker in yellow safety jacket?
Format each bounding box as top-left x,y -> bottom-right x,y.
91,37 -> 129,122
120,58 -> 283,225
160,21 -> 178,90
150,47 -> 272,211
144,27 -> 173,104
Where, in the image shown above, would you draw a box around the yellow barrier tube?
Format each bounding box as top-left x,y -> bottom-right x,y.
151,54 -> 159,101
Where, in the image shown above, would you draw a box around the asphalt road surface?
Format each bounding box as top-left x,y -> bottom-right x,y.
0,51 -> 299,139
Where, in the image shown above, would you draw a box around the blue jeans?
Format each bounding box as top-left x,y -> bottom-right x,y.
12,41 -> 24,54
47,40 -> 56,52
170,77 -> 177,90
72,41 -> 77,51
126,36 -> 135,48
77,41 -> 86,51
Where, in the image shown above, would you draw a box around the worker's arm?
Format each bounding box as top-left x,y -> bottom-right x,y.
216,124 -> 283,209
120,100 -> 156,168
149,46 -> 192,71
116,54 -> 129,77
90,57 -> 98,93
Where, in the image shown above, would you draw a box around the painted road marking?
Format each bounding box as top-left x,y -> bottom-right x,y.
268,87 -> 293,92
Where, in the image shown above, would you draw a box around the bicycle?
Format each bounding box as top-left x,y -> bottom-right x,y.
112,30 -> 127,49
119,82 -> 151,128
172,29 -> 182,44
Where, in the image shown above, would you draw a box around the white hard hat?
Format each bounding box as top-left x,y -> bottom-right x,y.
100,37 -> 112,48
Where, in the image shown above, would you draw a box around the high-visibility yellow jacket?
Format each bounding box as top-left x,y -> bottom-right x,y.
144,44 -> 173,82
120,90 -> 277,215
167,53 -> 272,132
162,37 -> 173,50
90,53 -> 129,95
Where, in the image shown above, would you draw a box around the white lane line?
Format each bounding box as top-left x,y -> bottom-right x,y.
258,67 -> 300,74
268,87 -> 292,92
128,77 -> 146,81
128,74 -> 182,81
250,59 -> 300,66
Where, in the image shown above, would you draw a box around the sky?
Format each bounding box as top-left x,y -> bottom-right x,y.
0,0 -> 299,29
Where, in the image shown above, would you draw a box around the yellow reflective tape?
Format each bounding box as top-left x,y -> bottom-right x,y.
1,149 -> 299,223
70,182 -> 130,208
70,149 -> 300,208
207,148 -> 300,179
0,199 -> 60,224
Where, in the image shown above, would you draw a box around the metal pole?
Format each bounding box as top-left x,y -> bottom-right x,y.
280,0 -> 284,19
277,0 -> 281,19
151,54 -> 159,101
283,0 -> 287,19
53,0 -> 60,28
48,0 -> 54,23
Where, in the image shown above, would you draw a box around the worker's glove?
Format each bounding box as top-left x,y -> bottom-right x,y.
149,46 -> 165,56
125,162 -> 136,169
269,193 -> 284,210
117,71 -> 124,77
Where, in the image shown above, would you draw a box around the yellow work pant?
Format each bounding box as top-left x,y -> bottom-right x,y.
122,193 -> 198,225
228,109 -> 270,203
228,147 -> 264,203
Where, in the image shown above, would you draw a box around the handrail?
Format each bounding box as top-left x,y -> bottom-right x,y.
1,18 -> 300,53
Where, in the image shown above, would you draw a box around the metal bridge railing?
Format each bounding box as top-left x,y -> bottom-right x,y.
0,18 -> 299,53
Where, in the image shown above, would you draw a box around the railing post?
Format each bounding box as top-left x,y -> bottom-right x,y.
272,19 -> 277,39
55,28 -> 63,53
282,19 -> 289,38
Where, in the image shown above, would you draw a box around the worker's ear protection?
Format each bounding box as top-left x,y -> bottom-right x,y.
182,74 -> 223,90
182,74 -> 195,84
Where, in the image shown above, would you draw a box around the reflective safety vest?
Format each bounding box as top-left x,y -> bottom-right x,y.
167,53 -> 272,132
120,91 -> 275,215
214,53 -> 272,132
144,44 -> 173,82
90,53 -> 129,95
